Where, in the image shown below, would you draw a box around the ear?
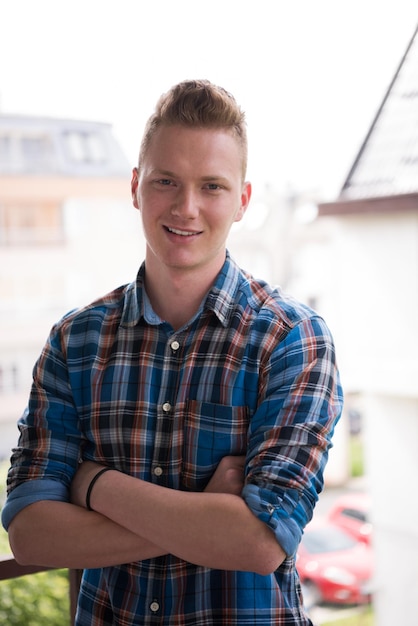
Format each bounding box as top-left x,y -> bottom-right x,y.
234,181 -> 252,223
131,167 -> 140,210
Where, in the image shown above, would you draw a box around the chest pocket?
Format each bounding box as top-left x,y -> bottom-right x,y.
181,400 -> 250,491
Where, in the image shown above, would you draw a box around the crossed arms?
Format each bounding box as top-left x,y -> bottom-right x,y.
8,455 -> 286,576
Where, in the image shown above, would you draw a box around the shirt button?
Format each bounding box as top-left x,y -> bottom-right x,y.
162,402 -> 171,413
171,340 -> 180,351
154,466 -> 163,477
150,600 -> 160,612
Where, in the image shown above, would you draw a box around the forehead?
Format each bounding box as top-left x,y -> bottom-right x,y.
143,125 -> 244,177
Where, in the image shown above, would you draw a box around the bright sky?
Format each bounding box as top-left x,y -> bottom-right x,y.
0,0 -> 417,199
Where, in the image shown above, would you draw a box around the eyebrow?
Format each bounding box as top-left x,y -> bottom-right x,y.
151,169 -> 231,185
200,175 -> 230,184
147,169 -> 177,179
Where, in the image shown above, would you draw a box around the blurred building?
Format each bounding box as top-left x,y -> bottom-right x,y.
227,184 -> 351,487
317,24 -> 418,626
0,114 -> 143,458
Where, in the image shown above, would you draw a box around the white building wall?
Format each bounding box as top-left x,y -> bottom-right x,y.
310,209 -> 418,626
330,212 -> 418,398
363,393 -> 418,626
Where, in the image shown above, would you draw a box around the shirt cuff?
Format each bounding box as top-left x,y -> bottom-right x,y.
242,483 -> 304,556
1,479 -> 69,531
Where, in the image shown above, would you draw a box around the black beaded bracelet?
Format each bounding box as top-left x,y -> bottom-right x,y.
86,467 -> 112,511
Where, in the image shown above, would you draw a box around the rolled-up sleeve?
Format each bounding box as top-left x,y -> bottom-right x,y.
2,322 -> 82,530
242,315 -> 343,556
1,479 -> 68,530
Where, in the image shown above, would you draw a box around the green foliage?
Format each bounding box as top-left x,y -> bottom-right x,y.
322,605 -> 374,626
0,461 -> 70,625
0,569 -> 70,626
349,435 -> 364,478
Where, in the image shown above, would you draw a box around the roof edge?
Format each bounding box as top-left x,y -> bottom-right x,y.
317,193 -> 418,216
340,23 -> 418,194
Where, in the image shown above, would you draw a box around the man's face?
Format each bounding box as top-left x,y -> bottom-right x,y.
131,125 -> 251,277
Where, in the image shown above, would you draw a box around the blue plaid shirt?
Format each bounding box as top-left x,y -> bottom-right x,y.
3,253 -> 343,625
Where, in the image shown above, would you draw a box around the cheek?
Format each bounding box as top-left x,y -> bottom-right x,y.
139,202 -> 160,236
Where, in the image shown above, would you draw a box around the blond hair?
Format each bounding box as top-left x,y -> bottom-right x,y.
138,79 -> 248,178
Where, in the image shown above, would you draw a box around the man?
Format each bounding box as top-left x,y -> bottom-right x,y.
2,79 -> 343,625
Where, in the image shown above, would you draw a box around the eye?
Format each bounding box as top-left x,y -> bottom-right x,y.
157,178 -> 173,186
204,182 -> 222,191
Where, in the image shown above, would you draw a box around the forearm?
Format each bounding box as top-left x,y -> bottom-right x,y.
90,470 -> 285,575
8,500 -> 166,569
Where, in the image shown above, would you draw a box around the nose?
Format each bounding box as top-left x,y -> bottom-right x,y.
171,187 -> 199,219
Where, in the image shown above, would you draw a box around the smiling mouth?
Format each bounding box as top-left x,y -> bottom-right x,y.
166,226 -> 202,236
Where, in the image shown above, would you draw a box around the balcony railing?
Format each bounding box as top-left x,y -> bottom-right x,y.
0,554 -> 81,624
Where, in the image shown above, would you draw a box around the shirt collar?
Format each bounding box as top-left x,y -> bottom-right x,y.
120,251 -> 244,329
205,251 -> 244,327
120,264 -> 146,328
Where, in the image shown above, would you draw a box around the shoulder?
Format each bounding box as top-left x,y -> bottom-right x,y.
63,283 -> 130,325
234,274 -> 339,365
49,281 -> 138,349
239,273 -> 319,329
220,254 -> 318,332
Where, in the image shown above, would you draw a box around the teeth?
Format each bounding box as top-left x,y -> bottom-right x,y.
168,227 -> 197,236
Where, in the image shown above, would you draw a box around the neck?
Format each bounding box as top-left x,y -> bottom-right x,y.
144,259 -> 224,330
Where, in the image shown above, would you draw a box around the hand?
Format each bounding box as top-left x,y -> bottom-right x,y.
204,455 -> 246,496
70,461 -> 107,509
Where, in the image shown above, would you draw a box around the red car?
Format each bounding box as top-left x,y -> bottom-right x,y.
326,492 -> 372,545
297,520 -> 374,607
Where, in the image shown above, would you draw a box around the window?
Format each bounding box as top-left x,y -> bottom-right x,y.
64,131 -> 106,163
0,364 -> 19,392
0,202 -> 64,245
20,134 -> 53,171
0,135 -> 11,165
341,508 -> 368,523
0,133 -> 53,172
